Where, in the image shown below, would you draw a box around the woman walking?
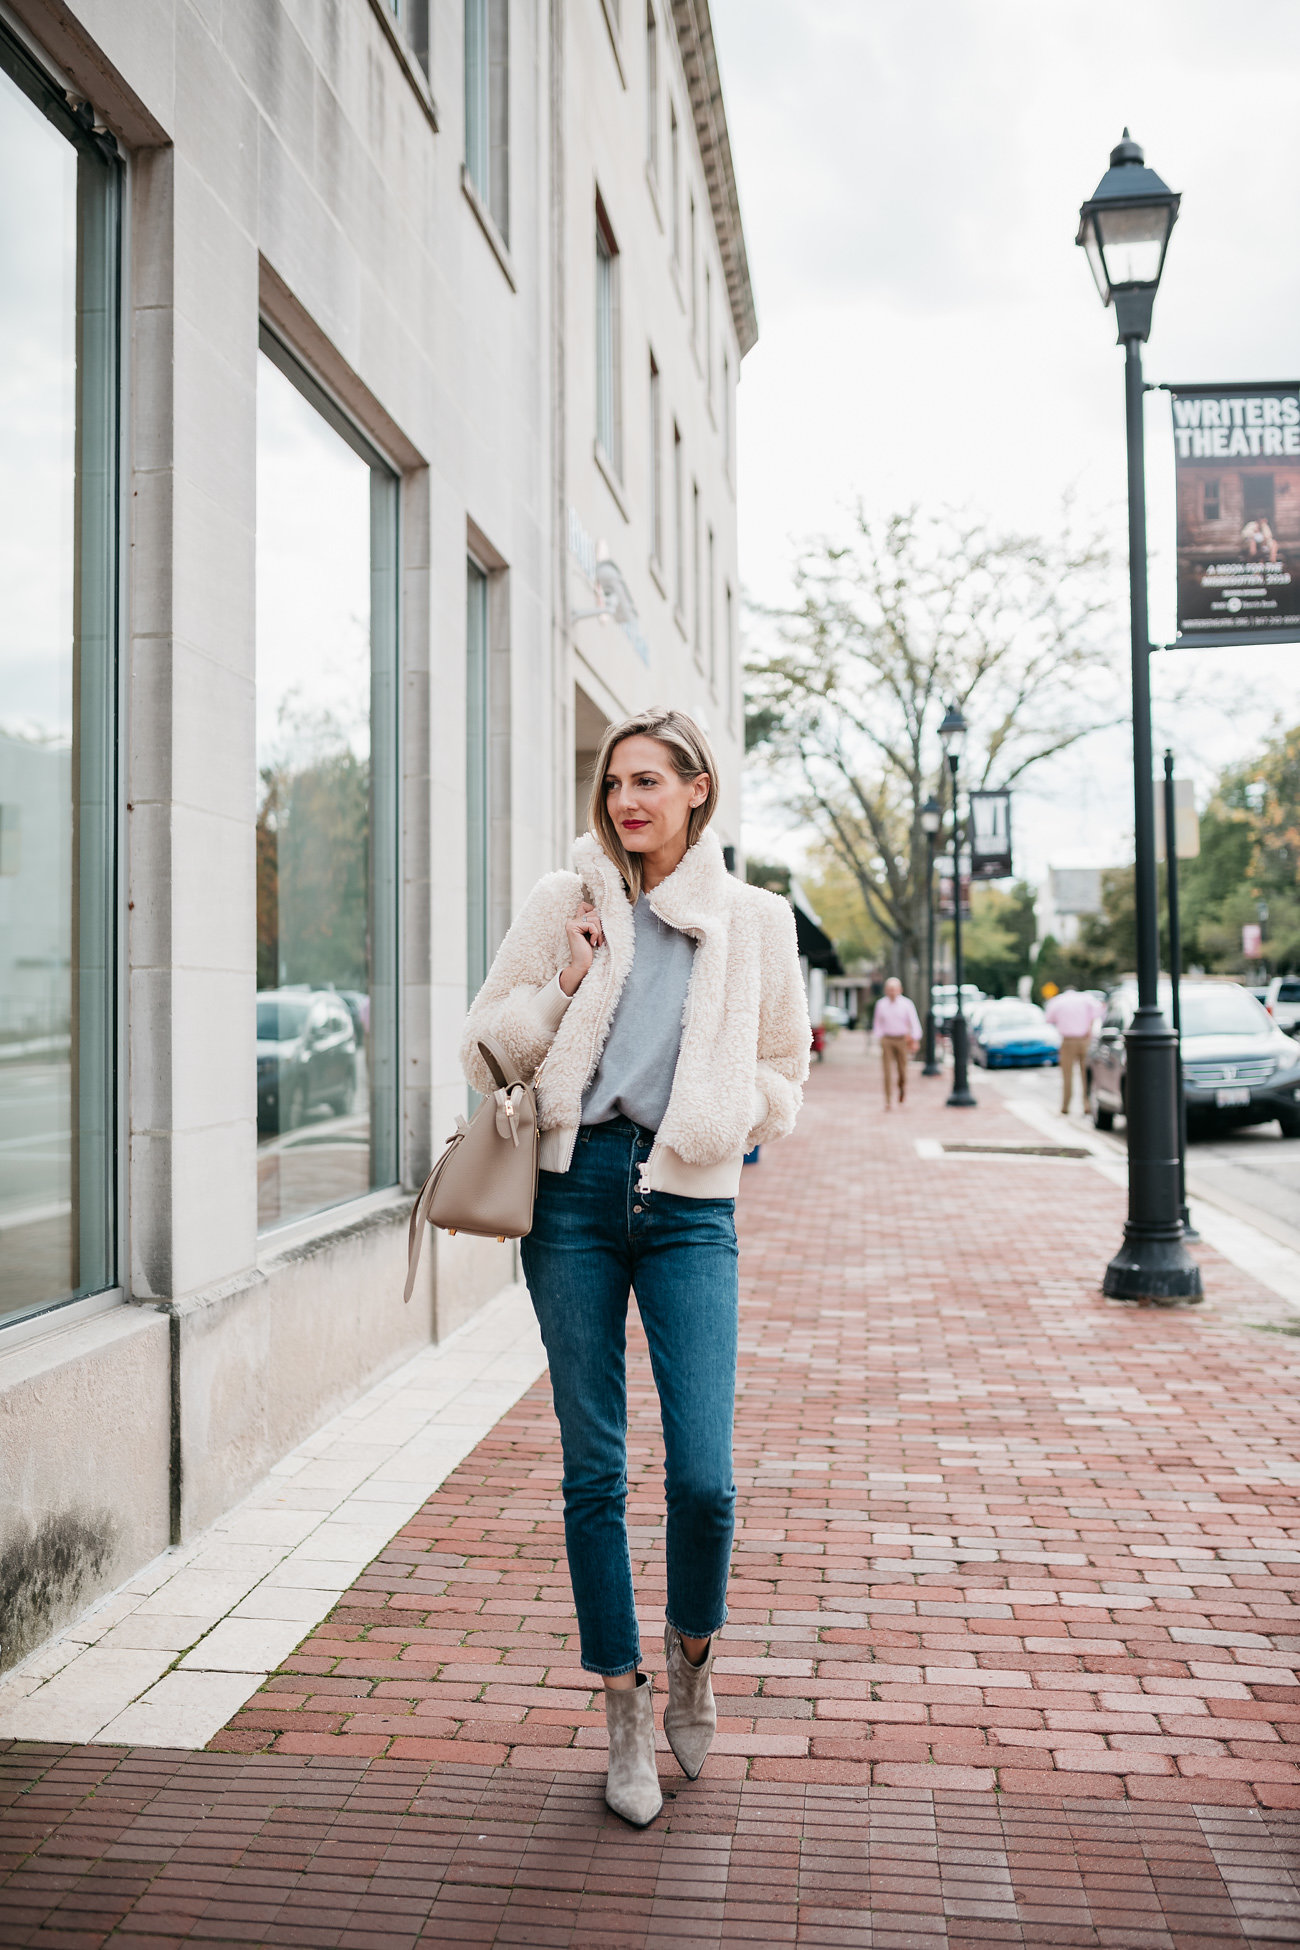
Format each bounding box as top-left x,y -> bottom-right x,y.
461,708 -> 809,1825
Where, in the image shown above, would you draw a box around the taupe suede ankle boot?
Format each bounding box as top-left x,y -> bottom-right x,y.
603,1673 -> 663,1827
663,1624 -> 717,1780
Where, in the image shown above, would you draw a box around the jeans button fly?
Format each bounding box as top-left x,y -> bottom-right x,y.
633,1203 -> 643,1214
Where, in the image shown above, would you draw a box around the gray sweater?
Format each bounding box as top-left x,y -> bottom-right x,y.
581,894 -> 696,1133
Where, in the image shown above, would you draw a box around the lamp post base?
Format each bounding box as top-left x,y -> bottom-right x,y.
1103,1006 -> 1204,1302
1103,1227 -> 1204,1303
946,1013 -> 976,1107
922,1010 -> 941,1077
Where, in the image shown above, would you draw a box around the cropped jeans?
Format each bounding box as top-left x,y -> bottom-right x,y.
520,1116 -> 739,1676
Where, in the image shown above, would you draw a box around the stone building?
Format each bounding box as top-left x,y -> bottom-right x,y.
0,0 -> 753,1666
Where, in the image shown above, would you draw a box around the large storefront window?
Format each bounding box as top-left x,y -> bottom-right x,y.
0,34 -> 119,1327
255,333 -> 398,1232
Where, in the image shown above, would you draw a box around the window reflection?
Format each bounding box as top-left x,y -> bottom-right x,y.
255,344 -> 397,1231
0,46 -> 116,1326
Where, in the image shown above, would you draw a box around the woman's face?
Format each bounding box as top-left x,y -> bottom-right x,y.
603,735 -> 709,856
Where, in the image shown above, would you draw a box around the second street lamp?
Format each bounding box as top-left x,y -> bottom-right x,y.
921,795 -> 942,1076
1076,132 -> 1202,1303
939,704 -> 975,1108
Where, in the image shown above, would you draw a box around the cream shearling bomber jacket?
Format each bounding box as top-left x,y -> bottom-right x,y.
460,829 -> 811,1198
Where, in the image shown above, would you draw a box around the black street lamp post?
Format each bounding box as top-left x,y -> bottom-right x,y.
921,795 -> 942,1076
939,705 -> 975,1108
1077,132 -> 1202,1302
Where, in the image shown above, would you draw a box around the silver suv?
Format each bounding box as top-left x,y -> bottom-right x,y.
1264,976 -> 1300,1038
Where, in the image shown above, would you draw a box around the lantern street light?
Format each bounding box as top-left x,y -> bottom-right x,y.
1076,133 -> 1201,1304
939,704 -> 975,1109
921,795 -> 943,1076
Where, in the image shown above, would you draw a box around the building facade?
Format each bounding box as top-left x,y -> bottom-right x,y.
0,0 -> 753,1668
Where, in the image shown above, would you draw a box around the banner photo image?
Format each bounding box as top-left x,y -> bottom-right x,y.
1169,382 -> 1300,646
968,789 -> 1013,881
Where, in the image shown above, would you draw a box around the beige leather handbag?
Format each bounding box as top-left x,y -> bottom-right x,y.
403,1034 -> 539,1303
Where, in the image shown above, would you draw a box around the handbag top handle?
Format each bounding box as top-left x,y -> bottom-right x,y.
477,1032 -> 526,1094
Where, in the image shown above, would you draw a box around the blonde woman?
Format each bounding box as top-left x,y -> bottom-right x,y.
461,708 -> 809,1825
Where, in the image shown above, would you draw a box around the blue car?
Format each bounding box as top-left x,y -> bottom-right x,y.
971,1000 -> 1062,1069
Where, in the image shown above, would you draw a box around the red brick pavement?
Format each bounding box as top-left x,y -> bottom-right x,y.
3,1039 -> 1300,1944
214,1038 -> 1300,1806
2,1744 -> 1298,1946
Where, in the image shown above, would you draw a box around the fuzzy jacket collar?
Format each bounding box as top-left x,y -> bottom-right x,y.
571,827 -> 733,939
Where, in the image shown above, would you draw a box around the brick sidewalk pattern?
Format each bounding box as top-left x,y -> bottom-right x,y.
2,1745 -> 1297,1945
3,1039 -> 1300,1943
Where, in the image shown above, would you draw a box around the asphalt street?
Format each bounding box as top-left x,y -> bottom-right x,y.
984,1052 -> 1300,1252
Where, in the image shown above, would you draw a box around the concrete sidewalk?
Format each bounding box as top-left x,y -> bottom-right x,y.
3,1034 -> 1299,1944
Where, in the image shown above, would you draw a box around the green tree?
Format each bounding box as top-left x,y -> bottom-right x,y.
746,503 -> 1117,996
798,850 -> 889,970
960,881 -> 1037,997
1037,723 -> 1300,989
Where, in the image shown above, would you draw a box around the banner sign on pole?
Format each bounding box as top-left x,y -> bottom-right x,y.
968,789 -> 1013,881
1168,382 -> 1300,647
935,858 -> 971,920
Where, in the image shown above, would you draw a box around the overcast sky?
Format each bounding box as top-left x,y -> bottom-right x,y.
711,0 -> 1300,886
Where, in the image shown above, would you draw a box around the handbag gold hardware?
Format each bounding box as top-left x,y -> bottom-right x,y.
403,1033 -> 539,1303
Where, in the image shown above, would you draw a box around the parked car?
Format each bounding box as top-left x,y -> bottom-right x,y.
1087,980 -> 1300,1136
930,983 -> 984,1031
337,987 -> 370,1044
257,988 -> 358,1135
1264,976 -> 1300,1037
971,999 -> 1062,1069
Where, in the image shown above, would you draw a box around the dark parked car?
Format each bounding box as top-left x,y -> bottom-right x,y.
257,988 -> 358,1136
1087,981 -> 1300,1137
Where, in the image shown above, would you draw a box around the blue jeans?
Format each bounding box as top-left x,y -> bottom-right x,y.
520,1116 -> 739,1676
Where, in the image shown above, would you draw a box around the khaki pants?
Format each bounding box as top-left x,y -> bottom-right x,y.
1059,1035 -> 1089,1113
880,1035 -> 909,1105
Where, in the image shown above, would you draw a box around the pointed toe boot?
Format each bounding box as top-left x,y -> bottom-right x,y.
663,1624 -> 717,1781
603,1673 -> 663,1827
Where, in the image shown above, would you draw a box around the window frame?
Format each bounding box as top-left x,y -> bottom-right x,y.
704,260 -> 713,405
386,0 -> 430,76
645,3 -> 658,179
672,421 -> 685,622
595,196 -> 623,479
707,523 -> 716,690
669,102 -> 681,266
466,554 -> 491,1004
692,480 -> 702,667
255,324 -> 403,1228
722,346 -> 733,481
464,0 -> 509,245
0,26 -> 123,1335
649,350 -> 663,569
689,192 -> 698,343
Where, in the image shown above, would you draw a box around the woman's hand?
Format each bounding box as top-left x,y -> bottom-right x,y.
559,902 -> 604,996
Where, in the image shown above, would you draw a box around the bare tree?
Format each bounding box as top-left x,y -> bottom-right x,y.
746,503 -> 1120,990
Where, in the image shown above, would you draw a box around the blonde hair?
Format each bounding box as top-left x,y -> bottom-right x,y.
586,707 -> 719,899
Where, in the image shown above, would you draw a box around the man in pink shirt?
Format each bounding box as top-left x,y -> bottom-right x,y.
1044,985 -> 1103,1116
872,977 -> 923,1109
